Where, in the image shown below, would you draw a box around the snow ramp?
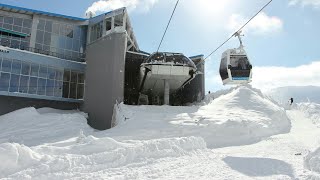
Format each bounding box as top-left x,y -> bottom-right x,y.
110,85 -> 291,148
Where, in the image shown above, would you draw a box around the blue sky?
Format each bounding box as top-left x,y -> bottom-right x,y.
2,0 -> 320,91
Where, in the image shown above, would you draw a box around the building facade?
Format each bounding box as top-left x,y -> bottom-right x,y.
0,4 -> 205,130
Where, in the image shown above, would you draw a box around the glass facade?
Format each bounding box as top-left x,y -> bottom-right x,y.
35,18 -> 87,62
0,14 -> 32,50
0,56 -> 85,100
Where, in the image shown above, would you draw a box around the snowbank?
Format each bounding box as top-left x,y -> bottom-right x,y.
0,107 -> 91,146
0,143 -> 41,178
296,103 -> 320,127
305,147 -> 320,178
3,136 -> 205,179
111,85 -> 290,148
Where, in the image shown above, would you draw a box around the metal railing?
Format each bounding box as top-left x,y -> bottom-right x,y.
0,41 -> 86,62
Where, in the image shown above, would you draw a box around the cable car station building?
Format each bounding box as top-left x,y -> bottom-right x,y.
0,4 -> 205,130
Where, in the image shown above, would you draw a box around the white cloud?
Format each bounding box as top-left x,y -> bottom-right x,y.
289,0 -> 320,8
85,0 -> 158,16
251,61 -> 320,91
207,61 -> 320,92
227,12 -> 283,35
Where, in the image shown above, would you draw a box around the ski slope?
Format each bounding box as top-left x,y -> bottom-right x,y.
0,86 -> 320,179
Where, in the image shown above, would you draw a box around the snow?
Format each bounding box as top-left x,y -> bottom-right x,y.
0,85 -> 320,179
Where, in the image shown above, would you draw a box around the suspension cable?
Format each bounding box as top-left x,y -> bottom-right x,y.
203,0 -> 273,61
156,0 -> 180,52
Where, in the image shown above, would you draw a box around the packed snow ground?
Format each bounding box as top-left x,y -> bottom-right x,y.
0,85 -> 320,179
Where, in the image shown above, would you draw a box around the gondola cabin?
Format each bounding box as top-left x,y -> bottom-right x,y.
219,48 -> 252,85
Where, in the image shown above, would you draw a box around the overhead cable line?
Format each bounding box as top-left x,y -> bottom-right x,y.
203,0 -> 273,61
156,0 -> 180,52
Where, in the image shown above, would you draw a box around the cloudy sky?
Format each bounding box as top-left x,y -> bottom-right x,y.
1,0 -> 320,92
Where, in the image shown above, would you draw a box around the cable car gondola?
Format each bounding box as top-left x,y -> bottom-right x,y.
219,31 -> 252,85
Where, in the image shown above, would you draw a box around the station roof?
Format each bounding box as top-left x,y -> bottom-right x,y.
0,3 -> 87,21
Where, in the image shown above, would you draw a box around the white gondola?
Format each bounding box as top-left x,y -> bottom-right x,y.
219,31 -> 252,85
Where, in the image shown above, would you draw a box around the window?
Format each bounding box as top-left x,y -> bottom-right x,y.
114,14 -> 123,27
106,18 -> 112,31
0,72 -> 10,91
19,75 -> 29,93
1,58 -> 11,72
11,60 -> 21,74
37,19 -> 45,30
9,74 -> 19,92
45,21 -> 52,32
39,65 -> 47,78
28,77 -> 38,94
37,78 -> 46,95
14,18 -> 23,26
21,62 -> 30,75
46,79 -> 54,96
30,64 -> 39,76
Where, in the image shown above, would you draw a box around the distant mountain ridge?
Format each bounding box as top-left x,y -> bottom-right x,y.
266,86 -> 320,104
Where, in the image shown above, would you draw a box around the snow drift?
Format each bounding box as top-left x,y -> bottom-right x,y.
112,85 -> 291,148
0,107 -> 90,146
296,103 -> 320,127
305,147 -> 320,179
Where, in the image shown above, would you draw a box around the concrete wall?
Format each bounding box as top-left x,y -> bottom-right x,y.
84,32 -> 127,130
0,95 -> 80,115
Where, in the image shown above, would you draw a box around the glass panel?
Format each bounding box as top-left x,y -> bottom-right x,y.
13,18 -> 23,26
23,19 -> 32,28
30,64 -> 39,76
0,72 -> 10,91
11,60 -> 21,74
69,82 -> 77,99
43,32 -> 51,45
114,14 -> 123,27
4,16 -> 13,24
3,23 -> 12,30
10,40 -> 20,49
77,84 -> 84,99
46,79 -> 54,96
39,65 -> 47,78
28,77 -> 38,94
54,80 -> 63,97
37,19 -> 45,30
47,67 -> 56,79
62,81 -> 69,98
21,62 -> 30,75
1,58 -> 11,72
56,69 -> 63,81
60,24 -> 66,36
52,23 -> 60,35
22,27 -> 31,34
66,25 -> 73,38
106,18 -> 112,31
0,16 -> 3,23
72,39 -> 80,52
12,25 -> 22,32
66,38 -> 73,50
45,21 -> 52,32
19,75 -> 29,93
70,71 -> 77,83
36,30 -> 44,44
37,78 -> 46,95
78,73 -> 85,83
9,74 -> 19,92
63,69 -> 70,81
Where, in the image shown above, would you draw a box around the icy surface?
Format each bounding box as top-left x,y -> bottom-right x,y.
0,85 -> 320,179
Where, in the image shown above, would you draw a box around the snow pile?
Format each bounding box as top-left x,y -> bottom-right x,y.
111,85 -> 290,148
3,136 -> 205,179
296,103 -> 320,127
0,107 -> 91,146
0,143 -> 41,178
305,147 -> 320,178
